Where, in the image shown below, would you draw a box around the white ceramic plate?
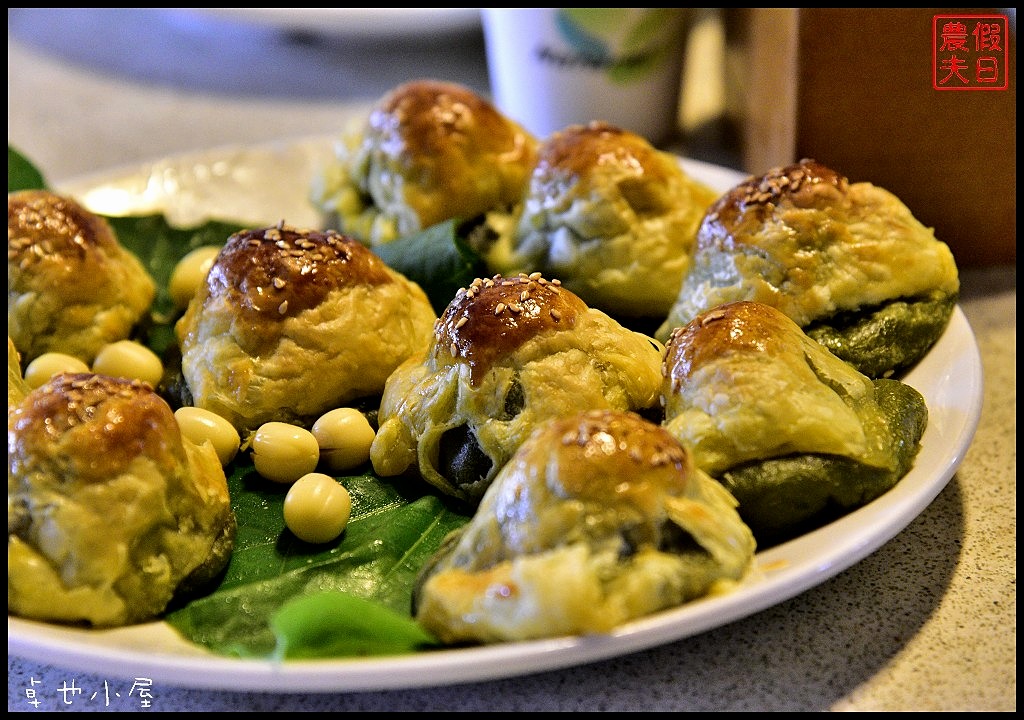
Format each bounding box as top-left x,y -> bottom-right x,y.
8,137 -> 984,693
193,8 -> 482,39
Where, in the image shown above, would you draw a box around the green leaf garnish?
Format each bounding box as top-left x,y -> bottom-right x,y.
372,218 -> 488,315
271,591 -> 440,660
106,214 -> 247,354
165,464 -> 468,658
8,145 -> 47,191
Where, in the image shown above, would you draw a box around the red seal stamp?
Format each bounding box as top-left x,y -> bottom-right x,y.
933,14 -> 1009,90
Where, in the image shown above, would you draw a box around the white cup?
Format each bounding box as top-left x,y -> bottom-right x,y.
481,8 -> 690,145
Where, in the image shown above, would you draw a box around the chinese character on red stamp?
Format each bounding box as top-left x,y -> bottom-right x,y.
933,14 -> 1009,90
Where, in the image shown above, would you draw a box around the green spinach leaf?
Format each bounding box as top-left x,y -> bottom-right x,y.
166,462 -> 467,658
8,145 -> 47,191
271,591 -> 440,660
372,218 -> 488,314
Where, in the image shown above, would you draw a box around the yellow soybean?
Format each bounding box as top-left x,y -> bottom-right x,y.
283,472 -> 352,544
169,246 -> 221,310
312,408 -> 376,472
174,406 -> 241,466
23,352 -> 90,389
251,422 -> 320,484
91,340 -> 164,387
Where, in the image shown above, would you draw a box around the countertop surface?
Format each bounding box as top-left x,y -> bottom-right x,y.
7,8 -> 1016,712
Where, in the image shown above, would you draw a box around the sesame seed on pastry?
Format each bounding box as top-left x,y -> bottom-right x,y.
174,222 -> 437,434
413,408 -> 755,644
8,189 -> 157,367
370,273 -> 664,504
7,373 -> 235,627
656,159 -> 960,378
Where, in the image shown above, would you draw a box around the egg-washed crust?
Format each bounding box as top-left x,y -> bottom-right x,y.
486,121 -> 719,319
175,222 -> 437,433
412,409 -> 755,644
370,274 -> 664,504
312,79 -> 539,246
655,159 -> 960,378
430,272 -> 589,385
8,373 -> 235,627
8,189 -> 157,366
662,300 -> 928,545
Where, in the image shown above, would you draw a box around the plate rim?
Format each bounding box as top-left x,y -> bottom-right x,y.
9,137 -> 984,693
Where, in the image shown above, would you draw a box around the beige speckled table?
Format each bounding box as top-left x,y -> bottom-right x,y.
7,9 -> 1016,711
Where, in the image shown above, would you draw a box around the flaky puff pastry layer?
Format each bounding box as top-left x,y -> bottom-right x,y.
413,409 -> 755,644
371,273 -> 663,504
175,223 -> 437,434
663,301 -> 901,475
656,159 -> 959,349
8,190 -> 156,366
487,121 -> 718,319
8,373 -> 234,627
312,79 -> 539,246
661,300 -> 928,542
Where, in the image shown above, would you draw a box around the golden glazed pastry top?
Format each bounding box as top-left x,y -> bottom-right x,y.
527,408 -> 693,505
413,409 -> 755,644
432,273 -> 588,385
532,121 -> 680,189
486,121 -> 718,318
656,158 -> 960,340
8,373 -> 234,627
175,222 -> 438,433
662,300 -> 897,474
710,158 -> 847,228
664,299 -> 806,389
203,223 -> 395,321
9,373 -> 179,482
313,79 -> 539,244
7,189 -> 156,364
9,189 -> 121,265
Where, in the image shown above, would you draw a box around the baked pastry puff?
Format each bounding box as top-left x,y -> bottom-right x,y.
413,409 -> 756,644
175,222 -> 437,434
655,159 -> 960,378
662,301 -> 928,543
8,189 -> 157,366
311,79 -> 540,246
486,121 -> 719,320
8,373 -> 236,627
371,273 -> 664,504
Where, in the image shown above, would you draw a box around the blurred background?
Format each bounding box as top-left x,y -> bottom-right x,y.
8,7 -> 1015,268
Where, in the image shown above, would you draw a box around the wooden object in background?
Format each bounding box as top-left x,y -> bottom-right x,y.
742,8 -> 1015,267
